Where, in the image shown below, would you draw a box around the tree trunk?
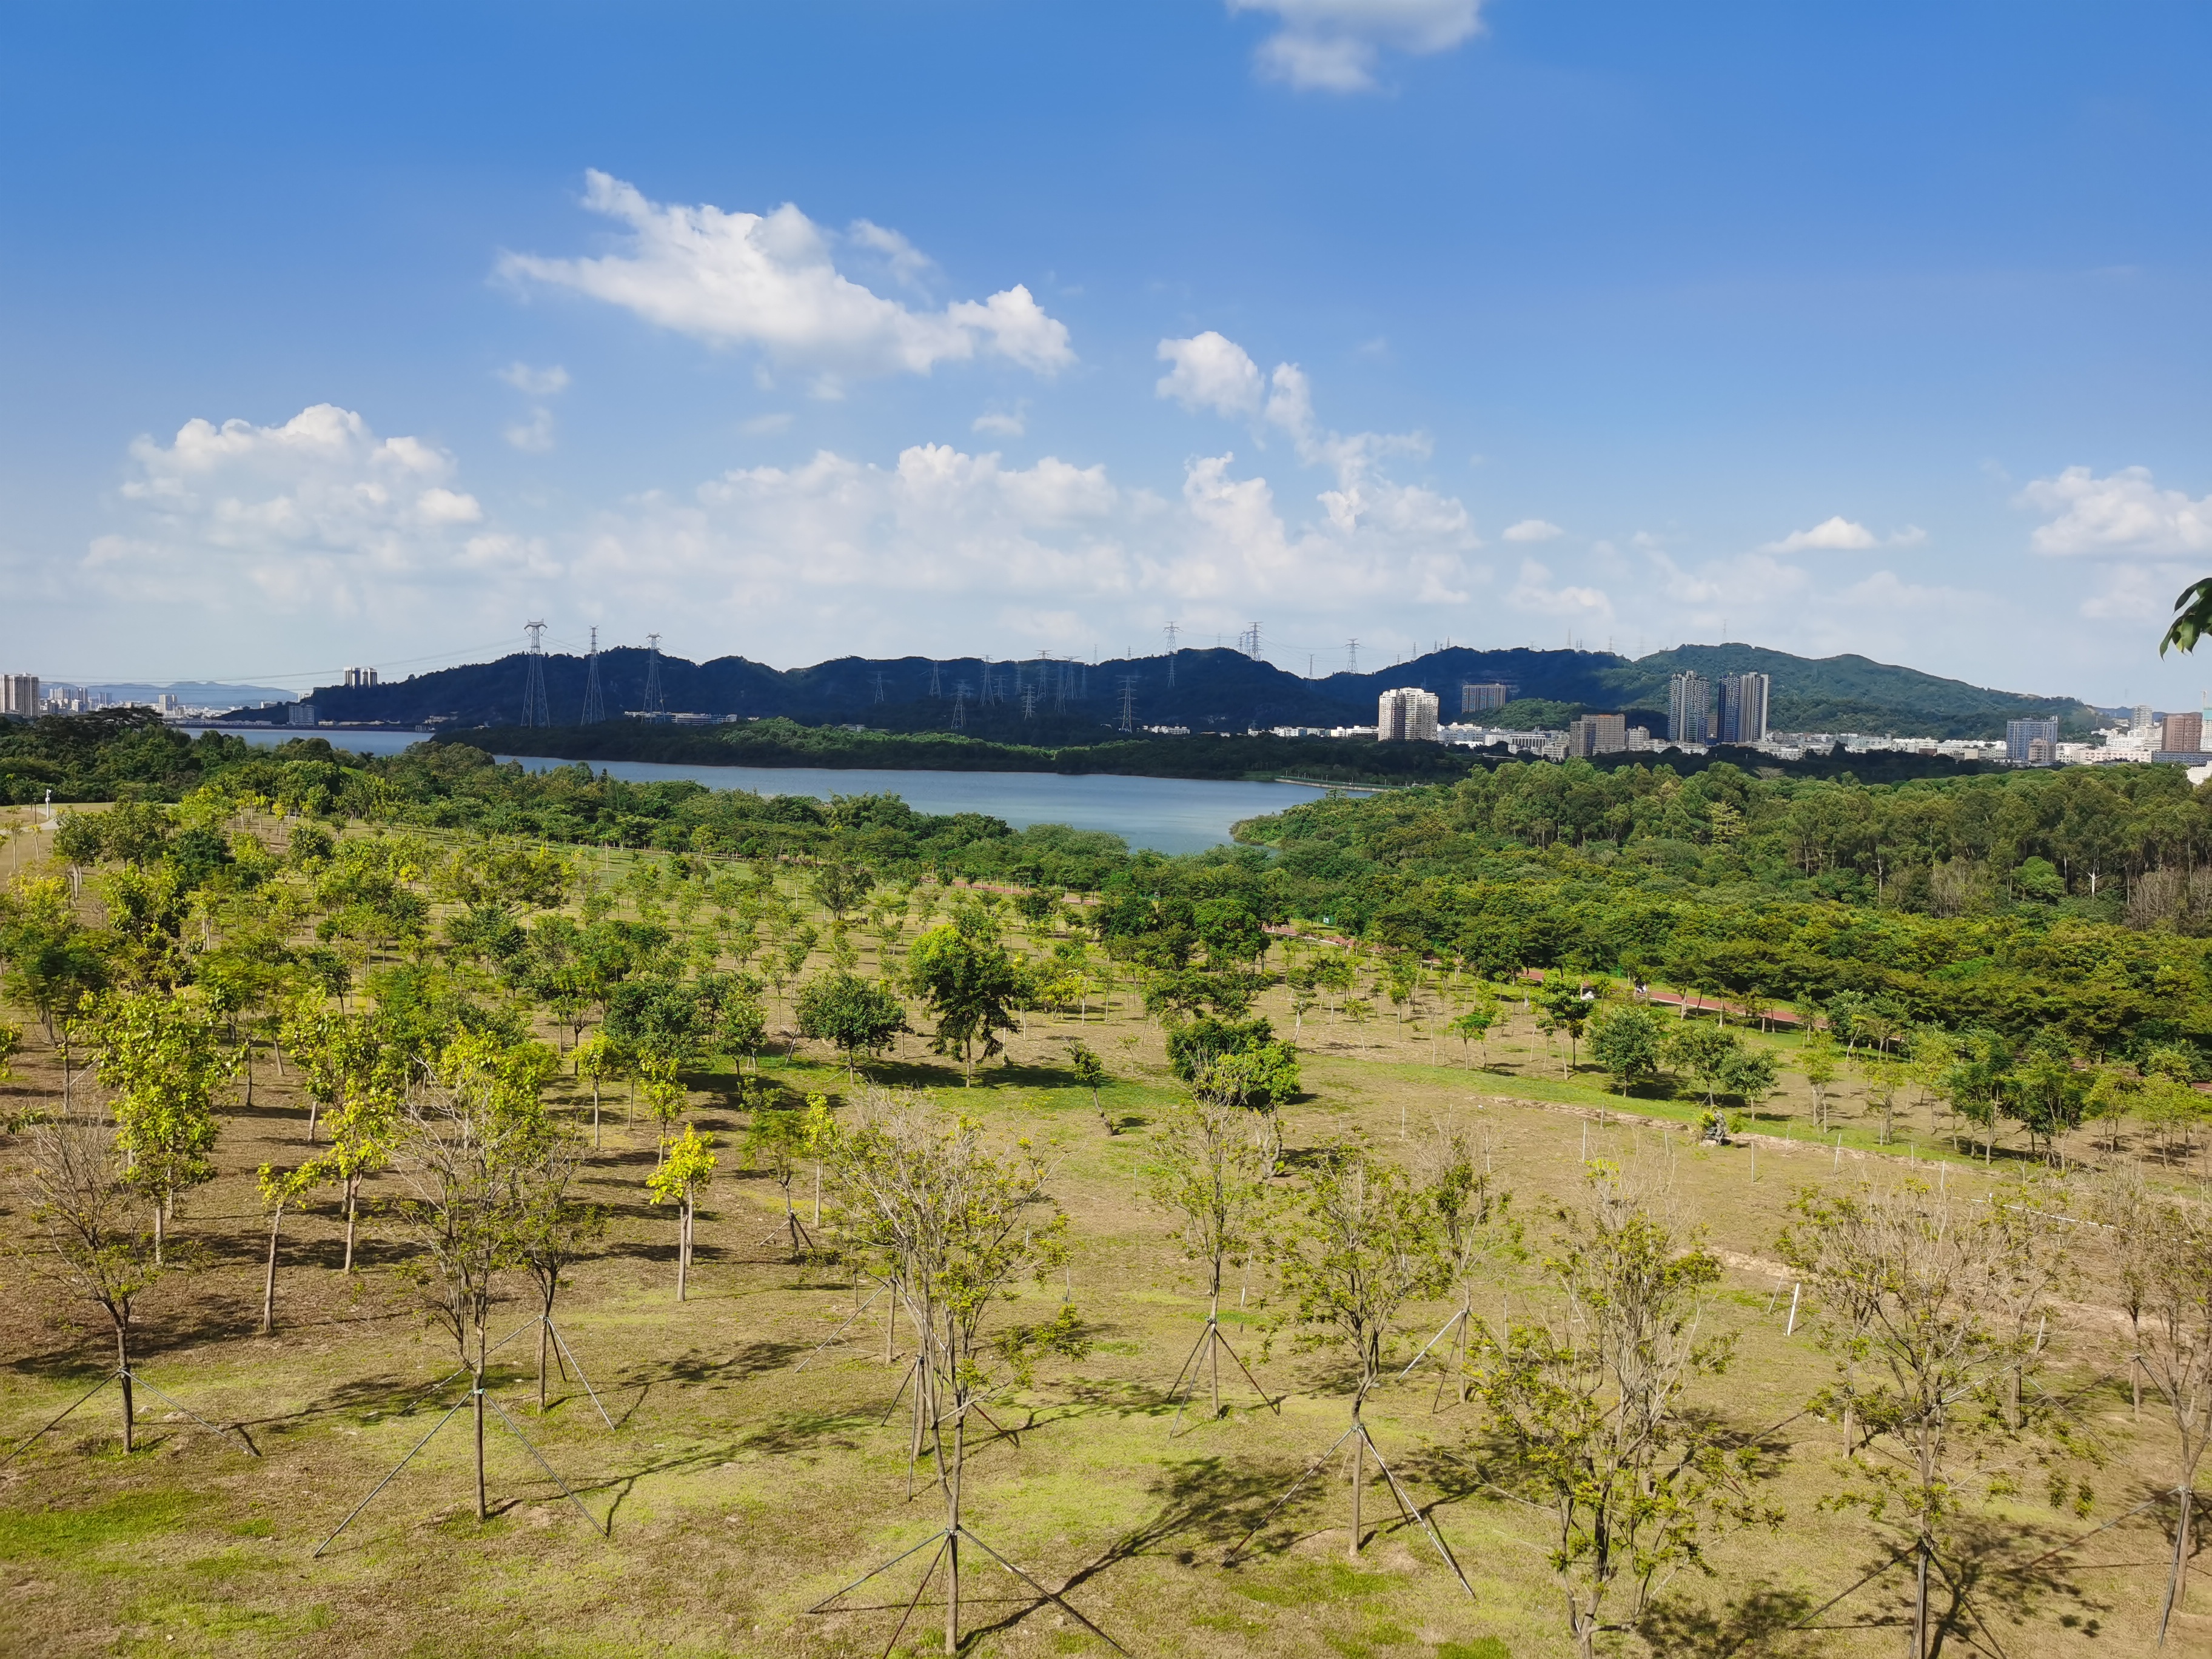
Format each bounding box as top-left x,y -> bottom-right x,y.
1349,1421 -> 1364,1558
116,1322 -> 134,1454
945,1410 -> 967,1656
537,1313 -> 550,1415
2161,1484 -> 2194,1643
472,1335 -> 488,1522
1914,1537 -> 1930,1659
152,1202 -> 164,1267
260,1205 -> 283,1335
677,1199 -> 691,1301
305,1096 -> 319,1144
343,1178 -> 358,1273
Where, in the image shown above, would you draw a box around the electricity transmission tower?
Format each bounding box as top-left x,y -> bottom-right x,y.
1116,675 -> 1138,733
927,661 -> 942,698
871,672 -> 888,705
521,622 -> 552,728
1237,622 -> 1262,660
1346,638 -> 1359,674
1163,622 -> 1179,684
642,633 -> 666,719
580,626 -> 606,725
951,682 -> 971,729
1020,685 -> 1038,720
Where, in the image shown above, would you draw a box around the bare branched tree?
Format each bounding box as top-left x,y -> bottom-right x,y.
1780,1178 -> 2085,1657
1147,1096 -> 1275,1420
2091,1173 -> 2212,1643
23,1111 -> 160,1450
1470,1161 -> 1772,1658
815,1090 -> 1099,1656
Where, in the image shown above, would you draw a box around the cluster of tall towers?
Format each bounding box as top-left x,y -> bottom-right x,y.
1667,671 -> 1770,745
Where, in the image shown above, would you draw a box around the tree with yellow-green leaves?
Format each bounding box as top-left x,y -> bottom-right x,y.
255,1161 -> 319,1336
648,1124 -> 716,1301
572,1030 -> 622,1148
88,990 -> 235,1264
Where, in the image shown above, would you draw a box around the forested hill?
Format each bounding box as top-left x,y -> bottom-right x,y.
263,641 -> 2093,742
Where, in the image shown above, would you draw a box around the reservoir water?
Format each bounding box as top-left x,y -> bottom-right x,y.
186,728 -> 1332,854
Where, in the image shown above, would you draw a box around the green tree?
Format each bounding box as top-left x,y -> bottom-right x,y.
1798,1033 -> 1842,1132
905,920 -> 1022,1082
90,991 -> 233,1263
572,1031 -> 622,1149
1666,1021 -> 1741,1110
796,969 -> 910,1079
1588,1003 -> 1666,1096
1448,1000 -> 1496,1069
1536,977 -> 1595,1078
255,1161 -> 318,1336
0,876 -> 111,1044
1471,1164 -> 1771,1658
809,859 -> 874,924
648,1124 -> 717,1300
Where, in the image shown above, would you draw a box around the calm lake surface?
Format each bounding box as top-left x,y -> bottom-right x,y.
187,728 -> 1331,854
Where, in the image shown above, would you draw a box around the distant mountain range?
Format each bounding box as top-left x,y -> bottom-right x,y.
94,681 -> 297,707
243,642 -> 2093,743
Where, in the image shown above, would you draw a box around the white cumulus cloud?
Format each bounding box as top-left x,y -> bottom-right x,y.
1156,332 -> 1265,418
2020,465 -> 2212,557
498,172 -> 1073,392
87,404 -> 548,615
1503,518 -> 1563,542
1229,0 -> 1486,92
1760,515 -> 1925,553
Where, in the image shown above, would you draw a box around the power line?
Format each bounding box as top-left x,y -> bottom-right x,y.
580,626 -> 606,725
643,633 -> 665,718
520,622 -> 552,729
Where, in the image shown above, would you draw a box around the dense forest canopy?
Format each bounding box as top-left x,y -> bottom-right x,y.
8,710 -> 2212,1062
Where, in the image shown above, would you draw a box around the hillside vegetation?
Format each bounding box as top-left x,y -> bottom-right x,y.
2,712 -> 2210,1658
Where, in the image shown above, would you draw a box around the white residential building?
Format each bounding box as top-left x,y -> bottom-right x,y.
1376,686 -> 1441,742
0,674 -> 39,718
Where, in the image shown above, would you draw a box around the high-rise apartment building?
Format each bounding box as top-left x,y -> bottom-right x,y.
2133,703 -> 2156,732
343,666 -> 378,688
1460,682 -> 1512,715
0,674 -> 38,719
1667,672 -> 1712,744
2159,712 -> 2203,755
1377,687 -> 1441,742
2007,716 -> 2063,762
1566,712 -> 1627,756
1714,672 -> 1771,745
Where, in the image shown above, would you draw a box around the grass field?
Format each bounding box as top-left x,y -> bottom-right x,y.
0,869 -> 2200,1657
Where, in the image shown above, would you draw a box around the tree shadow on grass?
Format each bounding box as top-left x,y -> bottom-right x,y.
957,1455 -> 1298,1651
634,1338 -> 809,1389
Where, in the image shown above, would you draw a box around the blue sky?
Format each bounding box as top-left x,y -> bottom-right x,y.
4,1 -> 2210,708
